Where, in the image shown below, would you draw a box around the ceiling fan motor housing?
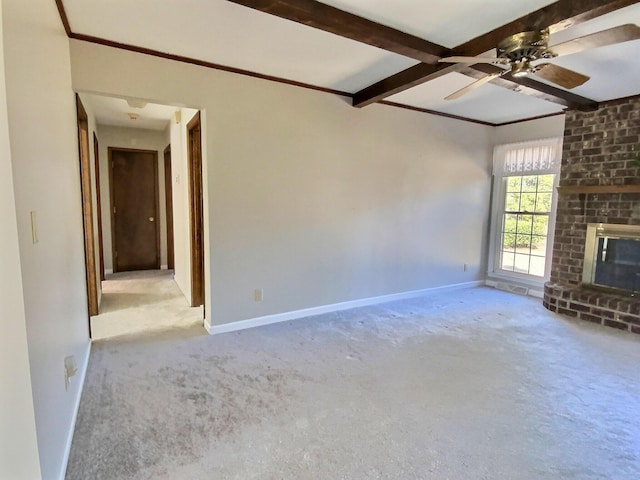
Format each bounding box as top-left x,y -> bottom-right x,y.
496,29 -> 556,72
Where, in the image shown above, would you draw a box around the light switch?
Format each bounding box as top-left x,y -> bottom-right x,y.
30,211 -> 38,244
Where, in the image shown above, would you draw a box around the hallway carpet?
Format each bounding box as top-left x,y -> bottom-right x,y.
66,287 -> 640,480
91,270 -> 203,340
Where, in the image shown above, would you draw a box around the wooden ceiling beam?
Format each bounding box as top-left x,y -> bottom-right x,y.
354,0 -> 638,107
226,0 -> 449,63
353,63 -> 457,107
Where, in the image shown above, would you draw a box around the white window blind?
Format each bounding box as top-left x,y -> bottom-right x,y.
493,137 -> 563,176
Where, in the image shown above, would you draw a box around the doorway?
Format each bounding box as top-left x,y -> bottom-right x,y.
74,93 -> 205,339
108,147 -> 160,272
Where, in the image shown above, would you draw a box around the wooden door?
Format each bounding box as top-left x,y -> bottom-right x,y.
109,148 -> 160,272
187,112 -> 204,307
164,145 -> 175,270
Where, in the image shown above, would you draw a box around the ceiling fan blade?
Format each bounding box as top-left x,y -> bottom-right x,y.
439,56 -> 510,65
551,24 -> 640,57
533,63 -> 590,89
445,73 -> 499,100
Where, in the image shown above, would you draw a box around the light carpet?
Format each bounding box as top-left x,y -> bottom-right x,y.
91,270 -> 203,340
66,286 -> 640,479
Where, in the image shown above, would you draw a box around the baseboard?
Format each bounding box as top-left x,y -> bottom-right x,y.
58,340 -> 91,480
161,264 -> 168,270
203,317 -> 212,334
105,268 -> 113,275
485,279 -> 544,299
208,281 -> 483,336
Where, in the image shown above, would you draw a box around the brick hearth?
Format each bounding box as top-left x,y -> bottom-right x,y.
544,96 -> 640,333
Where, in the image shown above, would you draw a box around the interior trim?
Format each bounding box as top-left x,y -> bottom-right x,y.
379,100 -> 495,126
494,111 -> 566,127
54,0 -> 72,37
205,281 -> 485,335
69,32 -> 353,99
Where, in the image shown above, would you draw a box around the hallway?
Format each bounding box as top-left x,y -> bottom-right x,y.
91,270 -> 204,340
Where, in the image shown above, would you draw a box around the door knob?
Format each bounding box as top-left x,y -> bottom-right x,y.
149,217 -> 155,222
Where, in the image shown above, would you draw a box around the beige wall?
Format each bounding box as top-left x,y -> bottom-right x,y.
71,40 -> 494,327
493,114 -> 565,144
3,0 -> 91,478
0,1 -> 42,477
96,125 -> 171,272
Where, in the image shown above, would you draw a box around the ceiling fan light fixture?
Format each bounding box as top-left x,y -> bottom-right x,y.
511,60 -> 532,78
126,99 -> 148,109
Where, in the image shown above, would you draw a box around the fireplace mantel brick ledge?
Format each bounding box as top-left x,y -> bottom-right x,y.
543,283 -> 640,333
545,95 -> 640,334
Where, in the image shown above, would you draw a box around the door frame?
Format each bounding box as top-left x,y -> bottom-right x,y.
164,144 -> 175,270
187,112 -> 204,307
108,147 -> 161,273
93,133 -> 105,281
75,95 -> 99,320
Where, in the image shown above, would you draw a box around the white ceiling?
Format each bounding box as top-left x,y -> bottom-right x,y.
82,94 -> 176,131
63,0 -> 640,125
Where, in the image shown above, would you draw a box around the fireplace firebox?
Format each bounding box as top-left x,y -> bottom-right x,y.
583,224 -> 640,296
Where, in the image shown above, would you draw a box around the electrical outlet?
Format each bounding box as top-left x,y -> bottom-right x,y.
254,289 -> 263,302
64,355 -> 77,391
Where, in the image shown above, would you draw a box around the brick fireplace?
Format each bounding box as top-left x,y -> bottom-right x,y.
543,96 -> 640,333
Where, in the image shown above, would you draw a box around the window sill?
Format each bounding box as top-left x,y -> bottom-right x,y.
487,271 -> 548,289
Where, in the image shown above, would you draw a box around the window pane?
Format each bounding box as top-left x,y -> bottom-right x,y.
537,174 -> 554,192
531,235 -> 547,254
535,193 -> 552,213
517,215 -> 533,235
501,251 -> 515,271
532,216 -> 549,236
529,257 -> 546,277
503,214 -> 518,233
515,234 -> 531,251
502,232 -> 516,250
506,176 -> 522,192
514,254 -> 531,274
505,193 -> 520,211
520,193 -> 537,212
522,175 -> 538,192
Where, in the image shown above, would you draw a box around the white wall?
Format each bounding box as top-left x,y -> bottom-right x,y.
70,40 -> 494,328
0,1 -> 42,477
3,1 -> 91,478
96,125 -> 170,272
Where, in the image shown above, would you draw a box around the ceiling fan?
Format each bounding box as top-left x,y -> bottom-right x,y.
438,24 -> 640,100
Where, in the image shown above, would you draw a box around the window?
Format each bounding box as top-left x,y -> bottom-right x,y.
489,138 -> 562,282
500,174 -> 554,277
